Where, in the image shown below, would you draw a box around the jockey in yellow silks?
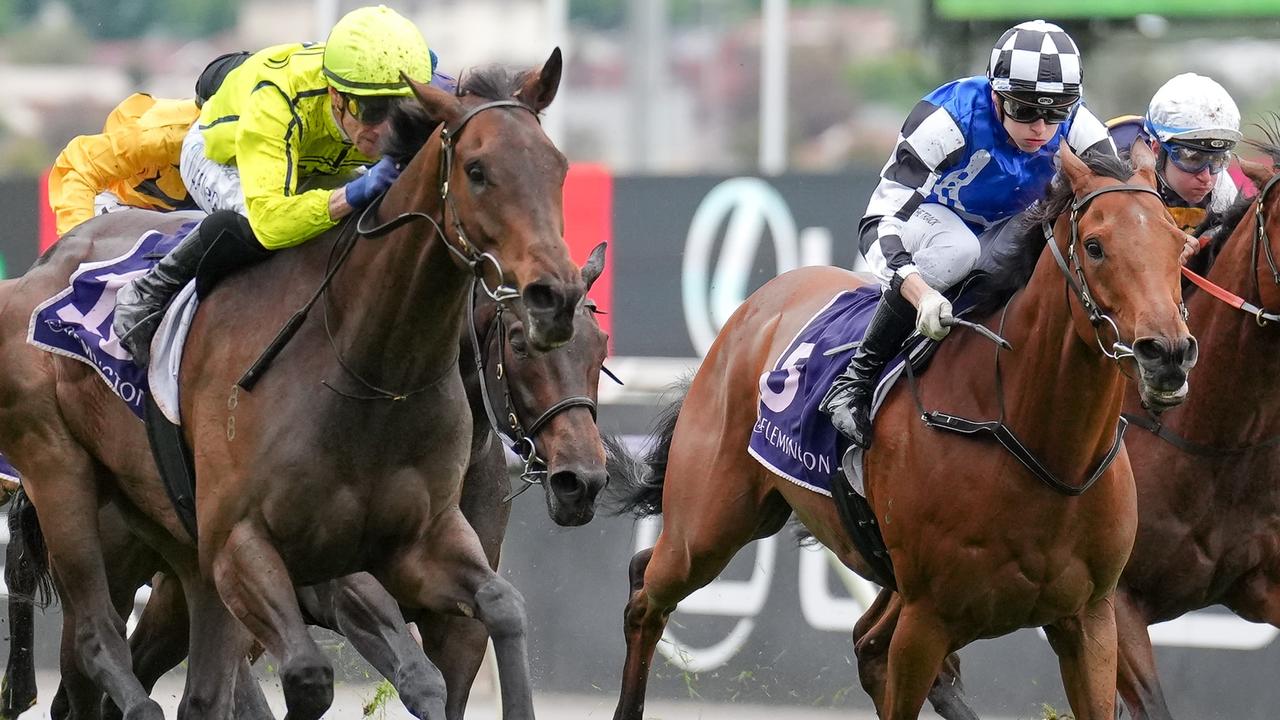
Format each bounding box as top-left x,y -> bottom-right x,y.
113,5 -> 435,366
47,52 -> 249,236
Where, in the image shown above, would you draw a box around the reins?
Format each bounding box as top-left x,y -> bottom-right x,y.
903,183 -> 1166,495
1176,173 -> 1280,327
466,278 -> 599,500
1124,172 -> 1280,456
237,99 -> 537,394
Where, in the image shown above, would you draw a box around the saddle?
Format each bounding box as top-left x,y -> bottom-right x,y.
145,220 -> 270,541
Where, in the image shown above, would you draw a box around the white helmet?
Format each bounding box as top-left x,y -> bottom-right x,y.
1145,73 -> 1242,149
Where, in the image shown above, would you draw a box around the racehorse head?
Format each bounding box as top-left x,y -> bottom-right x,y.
1056,142 -> 1197,411
471,242 -> 612,526
407,48 -> 582,351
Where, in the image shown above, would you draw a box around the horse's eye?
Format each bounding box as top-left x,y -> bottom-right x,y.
466,162 -> 486,185
509,326 -> 528,356
1084,238 -> 1105,260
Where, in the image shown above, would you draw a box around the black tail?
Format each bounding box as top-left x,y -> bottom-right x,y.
603,379 -> 689,518
6,488 -> 57,607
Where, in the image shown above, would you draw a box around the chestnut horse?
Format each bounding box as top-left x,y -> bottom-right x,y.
1,245 -> 613,720
1106,150 -> 1280,718
607,143 -> 1197,720
0,52 -> 582,719
915,150 -> 1280,720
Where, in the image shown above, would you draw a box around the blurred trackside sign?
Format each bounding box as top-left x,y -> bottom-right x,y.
563,164 -> 613,347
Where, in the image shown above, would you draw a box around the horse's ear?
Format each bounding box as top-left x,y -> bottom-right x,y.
1129,138 -> 1158,183
1239,156 -> 1276,187
1058,143 -> 1092,193
582,241 -> 607,291
515,47 -> 562,112
405,72 -> 462,128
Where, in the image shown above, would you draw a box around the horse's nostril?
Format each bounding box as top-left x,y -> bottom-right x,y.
523,282 -> 558,313
549,469 -> 586,502
549,467 -> 606,504
1182,336 -> 1199,367
1132,337 -> 1168,366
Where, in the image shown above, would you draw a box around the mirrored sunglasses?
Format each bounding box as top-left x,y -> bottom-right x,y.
1163,142 -> 1231,175
1000,96 -> 1075,125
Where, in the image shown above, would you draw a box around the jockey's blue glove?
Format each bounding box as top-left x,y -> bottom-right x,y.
345,157 -> 401,209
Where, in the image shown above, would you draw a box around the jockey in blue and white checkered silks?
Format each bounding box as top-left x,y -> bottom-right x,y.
821,19 -> 1120,449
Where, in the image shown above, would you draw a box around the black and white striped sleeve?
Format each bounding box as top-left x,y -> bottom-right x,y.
863,100 -> 967,278
1067,106 -> 1119,162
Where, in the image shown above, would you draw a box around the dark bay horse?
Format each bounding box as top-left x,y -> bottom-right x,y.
1106,151 -> 1280,718
608,143 -> 1197,720
0,51 -> 582,719
1,244 -> 612,720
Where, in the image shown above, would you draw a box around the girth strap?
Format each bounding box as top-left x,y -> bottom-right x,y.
921,411 -> 1129,496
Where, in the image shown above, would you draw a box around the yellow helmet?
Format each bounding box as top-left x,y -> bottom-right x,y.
323,5 -> 433,97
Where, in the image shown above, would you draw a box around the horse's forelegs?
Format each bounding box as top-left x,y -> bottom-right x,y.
127,572 -> 190,700
927,652 -> 980,720
1,536 -> 38,719
57,599 -> 106,720
381,507 -> 533,720
1114,591 -> 1172,720
852,588 -> 898,712
852,593 -> 978,720
177,565 -> 255,720
413,609 -> 489,720
881,603 -> 953,720
212,523 -> 332,720
1045,595 -> 1119,720
232,659 -> 275,720
21,466 -> 163,720
304,573 -> 447,720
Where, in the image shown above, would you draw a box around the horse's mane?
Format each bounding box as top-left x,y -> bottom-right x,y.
382,64 -> 538,167
1245,113 -> 1280,166
964,151 -> 1134,319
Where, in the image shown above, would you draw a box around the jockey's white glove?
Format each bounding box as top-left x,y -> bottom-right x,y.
915,289 -> 953,341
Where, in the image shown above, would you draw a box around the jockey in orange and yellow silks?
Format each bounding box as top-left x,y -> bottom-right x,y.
47,52 -> 250,237
48,94 -> 200,236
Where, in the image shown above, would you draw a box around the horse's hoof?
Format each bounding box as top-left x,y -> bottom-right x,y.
122,700 -> 166,720
281,662 -> 334,720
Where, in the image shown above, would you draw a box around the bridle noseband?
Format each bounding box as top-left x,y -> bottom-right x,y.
239,99 -> 549,396
1045,182 -> 1172,363
356,99 -> 541,304
467,278 -> 597,501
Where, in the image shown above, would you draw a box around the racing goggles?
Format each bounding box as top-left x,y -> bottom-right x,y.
999,94 -> 1076,125
341,93 -> 396,125
1162,141 -> 1232,175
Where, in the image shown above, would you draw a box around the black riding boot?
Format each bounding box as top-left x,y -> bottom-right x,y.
114,211 -> 268,367
113,225 -> 214,366
819,281 -> 917,449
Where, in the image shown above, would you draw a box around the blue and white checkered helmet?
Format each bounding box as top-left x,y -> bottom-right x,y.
987,20 -> 1082,108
